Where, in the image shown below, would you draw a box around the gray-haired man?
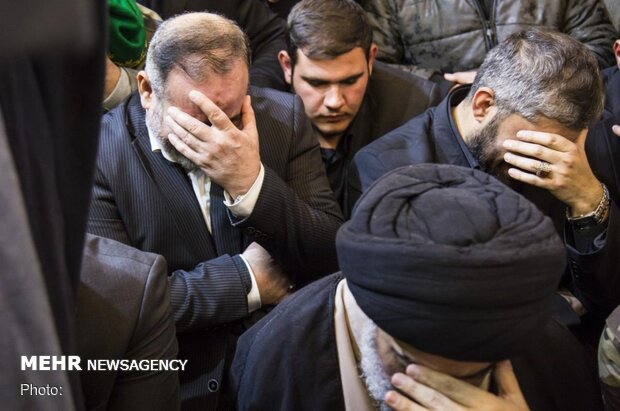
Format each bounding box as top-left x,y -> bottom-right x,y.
351,29 -> 620,339
88,12 -> 342,410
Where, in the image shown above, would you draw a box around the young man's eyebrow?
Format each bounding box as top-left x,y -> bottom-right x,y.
300,72 -> 364,84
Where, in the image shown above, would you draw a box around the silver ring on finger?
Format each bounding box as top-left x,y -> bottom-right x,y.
535,160 -> 551,177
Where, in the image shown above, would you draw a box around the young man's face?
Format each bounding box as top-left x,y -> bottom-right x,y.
280,46 -> 376,141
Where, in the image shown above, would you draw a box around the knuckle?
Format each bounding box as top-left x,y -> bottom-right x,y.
427,391 -> 442,407
187,122 -> 201,135
533,146 -> 544,157
210,110 -> 225,124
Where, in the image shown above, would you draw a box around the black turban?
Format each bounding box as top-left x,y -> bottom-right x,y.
338,164 -> 565,362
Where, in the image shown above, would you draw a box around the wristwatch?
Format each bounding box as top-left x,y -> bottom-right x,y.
566,183 -> 610,231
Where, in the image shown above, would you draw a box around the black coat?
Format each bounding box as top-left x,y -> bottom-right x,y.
321,61 -> 441,215
88,87 -> 342,410
231,274 -> 603,411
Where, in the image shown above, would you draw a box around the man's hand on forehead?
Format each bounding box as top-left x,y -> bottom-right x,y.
165,90 -> 261,198
502,129 -> 604,217
384,361 -> 530,411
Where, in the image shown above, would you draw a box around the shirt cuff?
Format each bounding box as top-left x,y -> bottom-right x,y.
239,254 -> 261,313
223,163 -> 265,218
103,67 -> 138,111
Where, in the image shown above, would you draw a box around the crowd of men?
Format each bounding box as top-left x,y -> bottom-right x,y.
3,0 -> 620,410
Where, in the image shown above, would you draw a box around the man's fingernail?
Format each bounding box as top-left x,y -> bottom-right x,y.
189,90 -> 200,101
385,391 -> 398,405
392,373 -> 405,387
612,125 -> 620,134
167,106 -> 179,115
503,140 -> 513,148
406,364 -> 420,375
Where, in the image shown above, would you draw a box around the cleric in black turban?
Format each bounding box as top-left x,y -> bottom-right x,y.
339,163 -> 566,362
231,164 -> 602,411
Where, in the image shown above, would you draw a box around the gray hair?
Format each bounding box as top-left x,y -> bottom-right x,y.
469,29 -> 603,130
145,12 -> 250,97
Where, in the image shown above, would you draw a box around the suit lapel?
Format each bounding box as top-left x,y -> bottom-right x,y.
127,96 -> 217,259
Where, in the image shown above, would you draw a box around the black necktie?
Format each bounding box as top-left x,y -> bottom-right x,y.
209,182 -> 244,257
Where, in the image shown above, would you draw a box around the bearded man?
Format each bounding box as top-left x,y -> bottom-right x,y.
231,164 -> 602,411
349,29 -> 620,335
88,12 -> 342,410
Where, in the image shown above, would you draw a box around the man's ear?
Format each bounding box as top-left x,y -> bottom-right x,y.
278,50 -> 293,85
471,87 -> 496,123
368,43 -> 378,75
136,70 -> 153,109
614,39 -> 620,69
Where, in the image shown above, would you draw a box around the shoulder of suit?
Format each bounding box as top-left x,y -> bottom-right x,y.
82,234 -> 163,275
248,86 -> 299,107
360,108 -> 435,156
371,62 -> 437,97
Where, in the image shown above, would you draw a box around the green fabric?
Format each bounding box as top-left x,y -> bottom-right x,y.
108,0 -> 146,68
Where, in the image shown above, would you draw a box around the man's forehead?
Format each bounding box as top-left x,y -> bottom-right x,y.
295,47 -> 368,76
502,113 -> 582,141
164,65 -> 247,119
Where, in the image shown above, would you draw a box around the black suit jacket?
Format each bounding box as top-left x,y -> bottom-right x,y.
137,0 -> 287,91
76,234 -> 179,411
350,86 -> 620,326
88,87 -> 342,410
322,61 -> 441,214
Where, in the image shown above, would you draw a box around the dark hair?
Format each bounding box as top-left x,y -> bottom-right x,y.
145,12 -> 250,96
286,0 -> 372,66
469,28 -> 603,129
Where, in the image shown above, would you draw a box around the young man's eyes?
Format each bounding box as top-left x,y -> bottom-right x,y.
306,80 -> 328,87
305,78 -> 359,87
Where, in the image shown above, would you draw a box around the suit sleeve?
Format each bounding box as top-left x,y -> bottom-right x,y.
231,96 -> 344,287
88,160 -> 251,333
107,255 -> 180,411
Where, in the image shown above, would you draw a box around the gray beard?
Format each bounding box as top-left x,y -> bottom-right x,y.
145,103 -> 197,172
359,323 -> 393,411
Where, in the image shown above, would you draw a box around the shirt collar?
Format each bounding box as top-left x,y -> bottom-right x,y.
147,126 -> 177,164
446,86 -> 481,170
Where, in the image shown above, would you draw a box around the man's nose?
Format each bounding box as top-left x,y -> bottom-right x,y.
323,86 -> 345,110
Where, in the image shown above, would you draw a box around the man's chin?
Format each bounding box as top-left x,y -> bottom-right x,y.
315,122 -> 349,139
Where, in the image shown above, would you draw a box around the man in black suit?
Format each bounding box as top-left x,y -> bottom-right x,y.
350,29 -> 620,340
88,12 -> 342,410
77,234 -> 179,410
277,0 -> 441,214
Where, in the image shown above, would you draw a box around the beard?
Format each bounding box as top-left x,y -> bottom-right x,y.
359,322 -> 393,411
145,101 -> 197,171
465,115 -> 512,186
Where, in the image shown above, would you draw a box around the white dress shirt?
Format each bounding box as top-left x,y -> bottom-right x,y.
149,130 -> 263,312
